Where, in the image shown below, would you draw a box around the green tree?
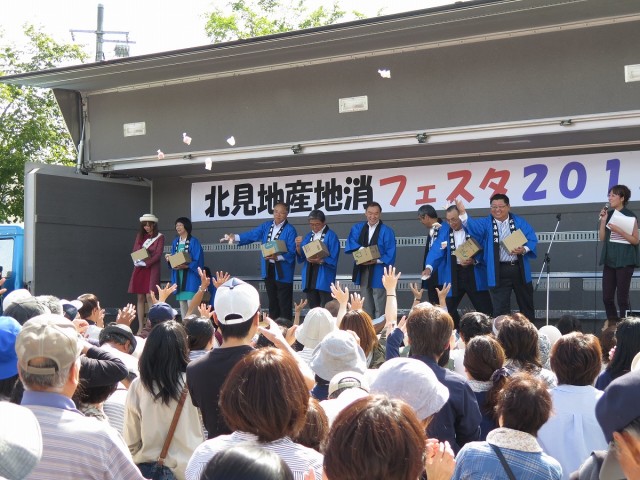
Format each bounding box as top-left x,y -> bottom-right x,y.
0,25 -> 87,222
205,0 -> 365,43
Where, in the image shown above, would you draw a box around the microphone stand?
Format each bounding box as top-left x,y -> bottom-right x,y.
535,213 -> 562,325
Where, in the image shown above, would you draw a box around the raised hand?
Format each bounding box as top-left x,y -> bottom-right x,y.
154,282 -> 177,303
381,265 -> 401,293
198,267 -> 211,292
198,303 -> 213,319
294,298 -> 308,313
410,282 -> 424,302
212,271 -> 231,288
285,324 -> 298,345
116,303 -> 136,326
349,292 -> 365,311
397,315 -> 408,336
330,281 -> 349,305
436,283 -> 451,308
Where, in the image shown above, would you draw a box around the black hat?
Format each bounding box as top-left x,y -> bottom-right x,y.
99,324 -> 137,354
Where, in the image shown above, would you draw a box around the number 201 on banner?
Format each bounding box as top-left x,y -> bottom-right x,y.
523,158 -> 620,201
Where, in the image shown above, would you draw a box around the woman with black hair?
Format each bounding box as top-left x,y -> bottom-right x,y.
124,321 -> 203,480
463,335 -> 508,440
596,317 -> 640,390
183,316 -> 215,361
201,446 -> 294,480
165,217 -> 204,319
599,184 -> 640,323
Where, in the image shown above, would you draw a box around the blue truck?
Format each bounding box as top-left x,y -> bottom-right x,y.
0,225 -> 25,312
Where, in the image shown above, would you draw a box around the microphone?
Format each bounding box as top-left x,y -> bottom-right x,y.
598,203 -> 609,221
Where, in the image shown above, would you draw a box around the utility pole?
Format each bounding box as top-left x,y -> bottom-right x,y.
70,4 -> 135,61
95,3 -> 104,62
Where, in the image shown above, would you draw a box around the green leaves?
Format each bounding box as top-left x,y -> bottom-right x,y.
0,26 -> 87,222
204,0 -> 361,43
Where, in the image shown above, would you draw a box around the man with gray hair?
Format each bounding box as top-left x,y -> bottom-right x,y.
423,205 -> 493,327
295,209 -> 340,308
16,314 -> 145,479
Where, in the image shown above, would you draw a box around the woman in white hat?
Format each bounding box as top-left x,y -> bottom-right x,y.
128,213 -> 164,334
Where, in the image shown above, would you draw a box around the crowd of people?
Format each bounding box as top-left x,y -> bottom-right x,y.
1,185 -> 639,480
2,268 -> 640,479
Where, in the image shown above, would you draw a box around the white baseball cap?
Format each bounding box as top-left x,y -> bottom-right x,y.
214,278 -> 260,325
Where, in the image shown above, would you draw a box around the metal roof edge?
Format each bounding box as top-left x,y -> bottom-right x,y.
0,0 -> 533,85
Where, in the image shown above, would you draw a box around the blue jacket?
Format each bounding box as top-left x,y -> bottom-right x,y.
425,223 -> 490,296
414,355 -> 482,454
169,235 -> 204,293
345,222 -> 396,289
239,221 -> 297,284
424,224 -> 447,286
464,213 -> 537,286
386,331 -> 482,452
296,227 -> 340,293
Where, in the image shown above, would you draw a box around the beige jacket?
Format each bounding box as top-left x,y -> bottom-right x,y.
124,373 -> 203,480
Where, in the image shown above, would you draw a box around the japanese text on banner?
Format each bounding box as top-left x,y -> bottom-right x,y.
190,151 -> 639,221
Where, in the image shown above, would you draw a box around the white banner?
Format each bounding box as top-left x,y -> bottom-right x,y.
191,151 -> 639,221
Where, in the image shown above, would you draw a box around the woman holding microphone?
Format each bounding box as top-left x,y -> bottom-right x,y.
599,185 -> 640,323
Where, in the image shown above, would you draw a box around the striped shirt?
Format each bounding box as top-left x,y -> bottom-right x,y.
496,218 -> 518,262
185,431 -> 323,480
21,391 -> 145,480
103,387 -> 128,434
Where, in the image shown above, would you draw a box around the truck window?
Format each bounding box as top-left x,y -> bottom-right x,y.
0,238 -> 14,278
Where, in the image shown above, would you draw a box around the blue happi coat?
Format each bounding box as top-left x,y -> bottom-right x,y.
169,235 -> 205,293
425,222 -> 489,296
296,227 -> 340,293
463,213 -> 537,286
345,222 -> 396,289
238,221 -> 297,283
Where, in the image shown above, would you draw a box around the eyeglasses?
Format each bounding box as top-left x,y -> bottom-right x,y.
490,204 -> 508,210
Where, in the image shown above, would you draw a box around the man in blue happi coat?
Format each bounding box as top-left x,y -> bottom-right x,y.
345,201 -> 396,319
295,209 -> 340,309
226,202 -> 297,320
423,205 -> 493,327
457,195 -> 537,322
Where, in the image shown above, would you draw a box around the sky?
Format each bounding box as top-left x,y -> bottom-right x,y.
0,0 -> 455,61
